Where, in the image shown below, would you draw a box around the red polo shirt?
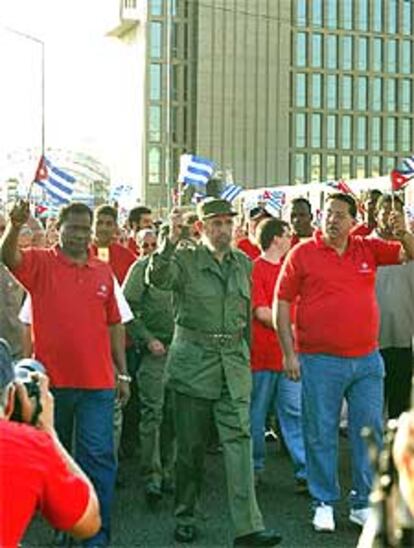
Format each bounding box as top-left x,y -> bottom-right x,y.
277,231 -> 401,357
11,246 -> 121,389
126,237 -> 140,257
0,421 -> 89,547
351,223 -> 375,237
90,242 -> 136,284
251,257 -> 283,372
237,238 -> 261,260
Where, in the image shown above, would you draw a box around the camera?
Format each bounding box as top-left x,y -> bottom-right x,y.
11,359 -> 45,424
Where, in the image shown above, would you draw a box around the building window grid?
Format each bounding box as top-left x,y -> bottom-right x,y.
290,2 -> 414,183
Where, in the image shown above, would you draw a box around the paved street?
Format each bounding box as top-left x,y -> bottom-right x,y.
25,436 -> 362,547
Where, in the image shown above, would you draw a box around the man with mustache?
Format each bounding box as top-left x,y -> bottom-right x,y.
276,193 -> 414,534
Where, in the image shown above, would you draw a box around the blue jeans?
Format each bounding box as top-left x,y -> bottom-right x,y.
250,370 -> 306,480
299,351 -> 384,509
53,388 -> 117,546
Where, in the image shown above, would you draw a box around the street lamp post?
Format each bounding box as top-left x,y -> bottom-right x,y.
4,27 -> 45,156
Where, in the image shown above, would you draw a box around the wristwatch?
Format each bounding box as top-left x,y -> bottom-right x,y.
117,374 -> 132,383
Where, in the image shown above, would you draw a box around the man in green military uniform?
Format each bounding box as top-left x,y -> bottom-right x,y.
123,235 -> 175,505
147,198 -> 282,546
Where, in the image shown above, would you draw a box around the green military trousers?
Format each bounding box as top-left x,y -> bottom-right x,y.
174,386 -> 265,537
138,352 -> 175,487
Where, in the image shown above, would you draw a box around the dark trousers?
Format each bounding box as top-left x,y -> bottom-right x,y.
120,346 -> 141,456
381,346 -> 413,419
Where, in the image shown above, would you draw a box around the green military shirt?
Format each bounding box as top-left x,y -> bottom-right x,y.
147,237 -> 252,401
123,256 -> 174,349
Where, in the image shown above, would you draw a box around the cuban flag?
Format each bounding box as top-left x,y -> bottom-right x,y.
34,156 -> 76,204
262,189 -> 285,216
326,179 -> 354,194
391,155 -> 414,191
221,183 -> 243,203
178,154 -> 215,188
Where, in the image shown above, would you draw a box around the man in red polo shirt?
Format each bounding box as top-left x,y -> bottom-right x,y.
290,198 -> 314,247
250,218 -> 306,492
350,188 -> 382,237
1,201 -> 131,547
276,193 -> 414,533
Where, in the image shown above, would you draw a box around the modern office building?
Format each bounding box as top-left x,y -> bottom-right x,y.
109,0 -> 414,207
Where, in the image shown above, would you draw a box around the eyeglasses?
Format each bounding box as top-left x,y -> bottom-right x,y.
142,242 -> 157,249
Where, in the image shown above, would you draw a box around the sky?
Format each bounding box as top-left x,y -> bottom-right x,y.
0,0 -> 137,188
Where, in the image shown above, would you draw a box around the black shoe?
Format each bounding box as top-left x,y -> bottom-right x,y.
294,477 -> 308,495
174,525 -> 196,543
52,530 -> 70,546
234,529 -> 282,546
145,482 -> 162,505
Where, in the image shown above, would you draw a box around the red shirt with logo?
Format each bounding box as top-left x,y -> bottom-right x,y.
251,257 -> 283,372
277,231 -> 401,357
0,421 -> 89,547
237,238 -> 261,260
11,246 -> 121,388
90,242 -> 135,284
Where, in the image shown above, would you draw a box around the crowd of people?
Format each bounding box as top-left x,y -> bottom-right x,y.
0,186 -> 414,547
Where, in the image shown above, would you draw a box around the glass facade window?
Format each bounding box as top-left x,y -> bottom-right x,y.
149,106 -> 161,141
326,35 -> 337,69
342,36 -> 353,70
312,34 -> 322,67
402,1 -> 412,35
297,0 -> 307,26
311,114 -> 322,147
358,0 -> 368,31
342,155 -> 351,178
401,79 -> 412,112
372,0 -> 382,32
148,147 -> 161,184
342,116 -> 352,149
343,1 -> 353,30
326,0 -> 337,29
372,117 -> 381,151
358,37 -> 368,70
295,153 -> 306,184
388,0 -> 397,33
327,154 -> 336,179
387,40 -> 397,72
356,156 -> 366,178
296,73 -> 306,107
372,78 -> 382,111
311,74 -> 322,108
297,33 -> 307,67
296,113 -> 306,147
401,119 -> 412,151
327,115 -> 336,148
383,157 -> 396,173
150,22 -> 162,58
342,76 -> 352,109
401,41 -> 412,74
357,77 -> 367,110
150,64 -> 161,100
386,118 -> 396,151
311,154 -> 321,182
150,0 -> 163,16
357,117 -> 367,150
327,75 -> 337,108
312,0 -> 323,27
386,79 -> 397,112
372,38 -> 382,72
371,156 -> 381,177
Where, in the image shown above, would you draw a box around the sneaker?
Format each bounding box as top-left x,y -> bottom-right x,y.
349,507 -> 371,527
312,504 -> 335,532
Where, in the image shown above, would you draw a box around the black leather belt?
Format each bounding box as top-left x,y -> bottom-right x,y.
175,325 -> 243,346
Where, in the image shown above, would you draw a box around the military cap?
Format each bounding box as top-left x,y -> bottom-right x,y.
197,198 -> 237,220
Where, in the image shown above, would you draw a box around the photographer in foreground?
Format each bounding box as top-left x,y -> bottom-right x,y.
0,340 -> 101,546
